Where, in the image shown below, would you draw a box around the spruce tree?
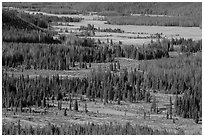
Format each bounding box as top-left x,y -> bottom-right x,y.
74,99 -> 78,111
169,96 -> 173,119
117,61 -> 120,70
151,96 -> 157,113
42,97 -> 46,108
174,93 -> 179,114
195,111 -> 199,124
69,95 -> 72,111
103,87 -> 108,105
64,108 -> 67,116
85,102 -> 88,113
145,91 -> 150,103
89,62 -> 91,68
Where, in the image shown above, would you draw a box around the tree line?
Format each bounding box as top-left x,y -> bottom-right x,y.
3,37 -> 200,70
2,42 -> 114,69
79,24 -> 125,33
2,40 -> 171,70
106,15 -> 200,27
170,38 -> 201,53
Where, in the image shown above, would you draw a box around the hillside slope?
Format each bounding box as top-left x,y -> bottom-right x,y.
2,9 -> 60,44
2,9 -> 41,31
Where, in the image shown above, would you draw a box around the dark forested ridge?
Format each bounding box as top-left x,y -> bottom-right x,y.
3,2 -> 201,17
3,2 -> 201,27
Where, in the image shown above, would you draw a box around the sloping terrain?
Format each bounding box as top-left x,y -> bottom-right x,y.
2,9 -> 42,31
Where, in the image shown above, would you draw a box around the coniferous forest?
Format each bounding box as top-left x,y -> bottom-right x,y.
2,2 -> 202,135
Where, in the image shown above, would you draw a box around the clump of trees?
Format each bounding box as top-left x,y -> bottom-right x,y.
2,42 -> 115,69
2,67 -> 148,109
79,24 -> 125,33
140,53 -> 202,119
170,38 -> 201,53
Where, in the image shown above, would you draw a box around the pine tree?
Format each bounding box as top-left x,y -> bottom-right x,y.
98,39 -> 101,44
85,102 -> 88,113
109,63 -> 113,71
17,119 -> 21,135
89,62 -> 91,68
117,61 -> 120,70
58,101 -> 62,110
42,97 -> 46,108
195,110 -> 199,124
69,95 -> 72,111
151,96 -> 157,113
145,91 -> 150,103
74,99 -> 78,111
57,92 -> 63,101
169,96 -> 173,119
113,62 -> 117,71
166,111 -> 169,119
110,39 -> 113,45
103,87 -> 108,105
174,93 -> 179,114
117,89 -> 121,105
64,108 -> 67,116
